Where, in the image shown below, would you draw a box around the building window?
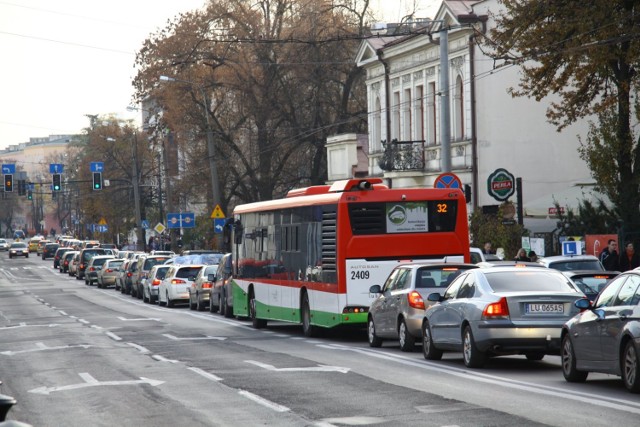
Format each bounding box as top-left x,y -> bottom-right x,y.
403,88 -> 411,141
372,97 -> 382,153
427,82 -> 437,146
454,75 -> 464,140
392,91 -> 400,140
414,85 -> 424,141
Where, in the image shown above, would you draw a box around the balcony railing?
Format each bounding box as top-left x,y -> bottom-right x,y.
377,139 -> 425,172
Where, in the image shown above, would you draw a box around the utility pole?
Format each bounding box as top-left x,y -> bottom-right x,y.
132,132 -> 145,251
439,25 -> 451,173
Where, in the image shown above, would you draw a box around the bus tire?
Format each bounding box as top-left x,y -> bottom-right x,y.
249,288 -> 267,329
301,291 -> 317,337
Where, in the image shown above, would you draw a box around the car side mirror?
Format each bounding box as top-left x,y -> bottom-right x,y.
369,285 -> 381,294
574,298 -> 592,311
427,292 -> 442,302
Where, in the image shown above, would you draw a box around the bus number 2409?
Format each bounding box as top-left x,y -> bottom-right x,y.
351,270 -> 370,280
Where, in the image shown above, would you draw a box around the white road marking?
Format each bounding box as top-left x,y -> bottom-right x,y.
238,390 -> 290,413
28,372 -> 164,395
90,325 -> 103,330
152,354 -> 180,363
245,360 -> 350,373
0,342 -> 92,356
163,333 -> 225,341
58,311 -> 68,316
0,323 -> 60,330
77,319 -> 90,324
117,316 -> 161,322
105,332 -> 122,341
126,343 -> 150,354
187,367 -> 223,381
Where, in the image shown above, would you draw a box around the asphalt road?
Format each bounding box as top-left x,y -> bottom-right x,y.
1,253 -> 639,427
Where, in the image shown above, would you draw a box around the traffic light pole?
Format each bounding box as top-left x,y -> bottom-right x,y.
132,133 -> 144,251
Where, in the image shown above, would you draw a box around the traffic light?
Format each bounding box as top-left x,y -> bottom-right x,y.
4,174 -> 12,192
27,190 -> 32,200
52,174 -> 61,191
92,172 -> 102,190
17,180 -> 25,196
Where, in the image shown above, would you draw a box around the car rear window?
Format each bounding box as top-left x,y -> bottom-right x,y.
143,257 -> 170,270
486,271 -> 576,292
549,260 -> 603,271
177,267 -> 202,280
416,266 -> 476,289
155,267 -> 170,280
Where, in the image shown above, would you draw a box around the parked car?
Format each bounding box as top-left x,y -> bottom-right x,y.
42,242 -> 60,260
76,247 -> 108,280
561,270 -> 640,393
0,238 -> 9,251
122,260 -> 139,295
538,255 -> 604,271
158,264 -> 204,308
9,242 -> 29,258
469,247 -> 502,264
189,265 -> 219,311
28,236 -> 44,252
68,252 -> 81,276
96,258 -> 124,288
421,266 -> 584,368
53,247 -> 72,269
36,240 -> 51,256
368,263 -> 479,351
561,270 -> 619,302
85,255 -> 115,285
143,265 -> 171,304
210,253 -> 233,316
61,251 -> 79,274
132,255 -> 173,299
115,259 -> 131,291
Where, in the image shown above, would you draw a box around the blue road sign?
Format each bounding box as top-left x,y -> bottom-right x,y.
214,218 -> 225,234
96,224 -> 108,233
141,220 -> 150,229
167,212 -> 196,229
90,162 -> 104,172
2,164 -> 16,174
562,240 -> 580,256
49,163 -> 64,174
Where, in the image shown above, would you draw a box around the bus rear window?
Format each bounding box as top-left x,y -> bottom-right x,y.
349,201 -> 457,235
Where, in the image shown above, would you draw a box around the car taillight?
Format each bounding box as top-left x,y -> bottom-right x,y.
482,297 -> 510,319
127,272 -> 132,277
171,279 -> 186,285
407,291 -> 425,309
202,282 -> 212,289
89,267 -> 96,272
152,279 -> 161,286
80,263 -> 85,269
105,269 -> 113,273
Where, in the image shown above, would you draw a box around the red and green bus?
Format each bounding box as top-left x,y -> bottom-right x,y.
228,178 -> 470,336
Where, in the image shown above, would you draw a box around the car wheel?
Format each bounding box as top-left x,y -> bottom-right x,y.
301,291 -> 317,337
142,289 -> 149,303
223,291 -> 233,318
210,294 -> 219,313
398,318 -> 415,352
189,292 -> 196,310
561,334 -> 588,382
249,289 -> 267,329
196,294 -> 205,312
422,320 -> 443,360
367,317 -> 383,347
166,292 -> 174,308
622,340 -> 640,393
462,326 -> 486,368
525,352 -> 545,361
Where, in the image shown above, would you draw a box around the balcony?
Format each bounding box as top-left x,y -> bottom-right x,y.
378,139 -> 425,172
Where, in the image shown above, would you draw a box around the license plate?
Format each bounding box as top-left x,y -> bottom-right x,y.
526,303 -> 564,314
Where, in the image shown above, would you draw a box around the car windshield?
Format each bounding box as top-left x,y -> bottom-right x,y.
549,260 -> 603,271
11,243 -> 27,248
486,271 -> 576,292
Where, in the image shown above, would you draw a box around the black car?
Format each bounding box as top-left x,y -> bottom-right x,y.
561,270 -> 640,392
42,243 -> 60,260
53,247 -> 72,269
77,248 -> 108,280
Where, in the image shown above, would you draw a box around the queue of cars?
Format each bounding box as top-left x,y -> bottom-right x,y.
10,238 -> 638,394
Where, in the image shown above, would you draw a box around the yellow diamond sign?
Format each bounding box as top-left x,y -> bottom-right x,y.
210,204 -> 225,219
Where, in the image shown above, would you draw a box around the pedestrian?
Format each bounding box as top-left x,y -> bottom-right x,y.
483,242 -> 495,255
599,239 -> 620,271
619,242 -> 640,271
528,250 -> 538,262
514,248 -> 530,262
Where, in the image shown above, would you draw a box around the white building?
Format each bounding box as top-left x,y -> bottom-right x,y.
328,0 -> 594,233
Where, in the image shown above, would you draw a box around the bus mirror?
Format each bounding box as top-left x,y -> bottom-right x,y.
357,180 -> 372,190
234,220 -> 243,244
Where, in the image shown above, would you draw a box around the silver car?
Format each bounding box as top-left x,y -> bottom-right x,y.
96,259 -> 124,288
189,265 -> 218,311
368,263 -> 478,352
0,238 -> 9,251
422,266 -> 584,368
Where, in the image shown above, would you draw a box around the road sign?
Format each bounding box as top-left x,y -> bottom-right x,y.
90,162 -> 104,173
166,212 -> 196,229
141,220 -> 150,229
154,223 -> 166,234
49,163 -> 64,174
1,164 -> 15,174
434,172 -> 462,189
98,217 -> 107,225
214,218 -> 225,233
210,204 -> 225,219
562,240 -> 580,256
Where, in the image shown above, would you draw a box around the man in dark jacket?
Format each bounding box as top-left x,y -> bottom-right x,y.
599,239 -> 620,271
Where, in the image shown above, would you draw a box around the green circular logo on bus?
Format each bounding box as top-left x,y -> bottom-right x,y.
388,205 -> 407,225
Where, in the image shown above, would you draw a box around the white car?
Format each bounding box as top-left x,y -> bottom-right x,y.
0,239 -> 9,251
158,264 -> 204,308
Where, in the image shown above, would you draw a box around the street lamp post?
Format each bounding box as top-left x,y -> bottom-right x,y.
159,75 -> 222,231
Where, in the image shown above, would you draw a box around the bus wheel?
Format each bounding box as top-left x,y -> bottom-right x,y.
249,289 -> 267,329
301,292 -> 317,337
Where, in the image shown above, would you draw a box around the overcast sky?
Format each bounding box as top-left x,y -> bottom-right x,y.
0,0 -> 439,151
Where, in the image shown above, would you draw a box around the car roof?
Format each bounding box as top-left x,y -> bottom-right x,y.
477,261 -> 546,268
394,262 -> 478,269
540,255 -> 599,262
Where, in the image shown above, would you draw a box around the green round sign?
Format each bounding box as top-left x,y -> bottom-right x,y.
487,168 -> 515,201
